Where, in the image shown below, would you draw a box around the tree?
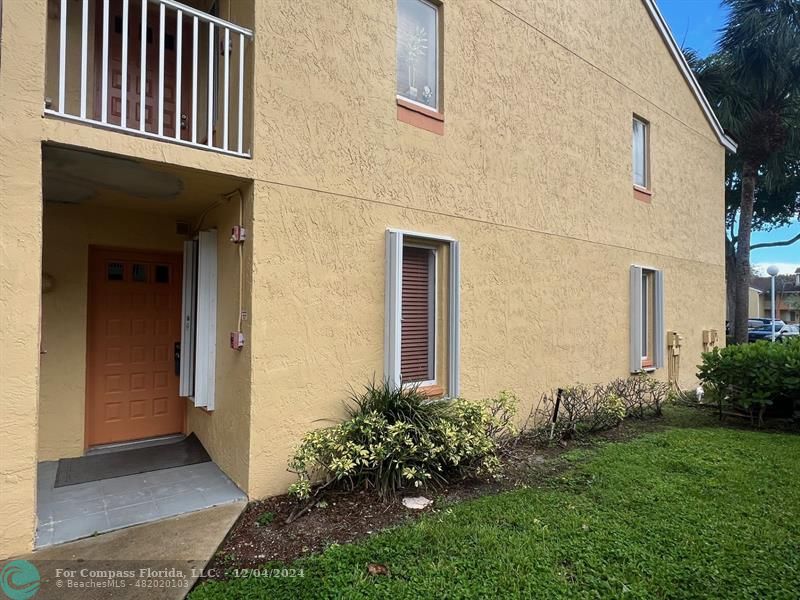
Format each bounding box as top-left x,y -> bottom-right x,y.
785,294 -> 800,312
722,153 -> 800,321
685,0 -> 800,343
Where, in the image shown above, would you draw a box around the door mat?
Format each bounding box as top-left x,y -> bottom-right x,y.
54,433 -> 211,487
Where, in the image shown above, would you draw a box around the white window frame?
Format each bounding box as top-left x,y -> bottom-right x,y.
633,115 -> 650,190
396,0 -> 441,112
385,228 -> 459,396
180,229 -> 217,410
641,270 -> 650,364
630,265 -> 664,373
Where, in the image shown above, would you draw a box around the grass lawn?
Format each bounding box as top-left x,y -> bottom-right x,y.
192,420 -> 800,599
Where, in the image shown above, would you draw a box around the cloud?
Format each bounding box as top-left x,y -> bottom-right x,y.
752,262 -> 800,275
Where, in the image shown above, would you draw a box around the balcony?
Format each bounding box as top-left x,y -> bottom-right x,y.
45,0 -> 253,158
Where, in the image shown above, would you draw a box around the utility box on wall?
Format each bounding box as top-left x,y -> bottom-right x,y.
702,329 -> 719,351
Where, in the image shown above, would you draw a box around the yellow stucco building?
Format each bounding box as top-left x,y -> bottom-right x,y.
0,0 -> 734,557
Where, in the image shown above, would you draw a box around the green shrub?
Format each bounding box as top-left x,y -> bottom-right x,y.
255,511 -> 275,526
608,376 -> 668,418
697,337 -> 800,417
287,381 -> 516,500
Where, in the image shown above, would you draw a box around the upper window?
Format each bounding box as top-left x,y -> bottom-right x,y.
632,116 -> 650,189
397,0 -> 440,111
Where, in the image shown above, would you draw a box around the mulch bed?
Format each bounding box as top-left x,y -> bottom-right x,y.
203,417 -> 668,579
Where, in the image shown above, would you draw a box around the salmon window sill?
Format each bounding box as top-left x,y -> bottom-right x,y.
418,384 -> 445,399
634,185 -> 653,203
397,97 -> 444,135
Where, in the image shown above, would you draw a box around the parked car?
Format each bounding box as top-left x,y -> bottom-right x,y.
726,318 -> 773,335
748,318 -> 774,330
747,321 -> 787,342
777,324 -> 799,342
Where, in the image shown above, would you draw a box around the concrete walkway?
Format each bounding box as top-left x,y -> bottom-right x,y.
36,460 -> 246,548
17,500 -> 245,599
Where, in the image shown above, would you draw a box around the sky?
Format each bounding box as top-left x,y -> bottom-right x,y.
659,0 -> 800,275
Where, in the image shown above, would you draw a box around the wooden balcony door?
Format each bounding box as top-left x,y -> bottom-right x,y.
94,0 -> 192,137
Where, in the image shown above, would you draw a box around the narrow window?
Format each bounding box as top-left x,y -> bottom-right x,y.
107,262 -> 125,281
401,245 -> 436,384
641,270 -> 653,366
633,116 -> 649,189
155,264 -> 170,283
630,266 -> 664,372
132,264 -> 148,282
397,0 -> 439,110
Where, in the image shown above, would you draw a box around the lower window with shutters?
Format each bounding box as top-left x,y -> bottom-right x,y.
384,229 -> 460,397
401,245 -> 436,385
629,265 -> 664,373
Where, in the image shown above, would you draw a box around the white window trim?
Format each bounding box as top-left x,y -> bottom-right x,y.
630,265 -> 664,373
633,116 -> 650,190
180,229 -> 217,410
385,228 -> 460,397
396,0 -> 441,112
641,271 -> 650,363
395,94 -> 439,113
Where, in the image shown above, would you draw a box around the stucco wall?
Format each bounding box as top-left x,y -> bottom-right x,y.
0,0 -> 47,559
184,191 -> 253,492
749,288 -> 762,319
247,184 -> 724,497
245,0 -> 726,498
1,0 -> 728,556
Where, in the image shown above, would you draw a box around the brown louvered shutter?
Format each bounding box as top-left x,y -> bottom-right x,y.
401,246 -> 433,383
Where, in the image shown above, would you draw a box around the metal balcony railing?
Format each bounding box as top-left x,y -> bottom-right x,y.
45,0 -> 253,157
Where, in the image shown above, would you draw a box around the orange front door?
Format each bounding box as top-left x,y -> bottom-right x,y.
86,247 -> 185,446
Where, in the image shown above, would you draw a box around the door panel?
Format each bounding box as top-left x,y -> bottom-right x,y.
87,247 -> 184,446
95,0 -> 192,137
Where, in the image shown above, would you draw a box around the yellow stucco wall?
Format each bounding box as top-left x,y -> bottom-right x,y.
749,288 -> 762,319
1,0 -> 727,557
245,0 -> 726,498
0,0 -> 46,559
184,191 -> 253,492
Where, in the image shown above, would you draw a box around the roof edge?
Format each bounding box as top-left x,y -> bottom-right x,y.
642,0 -> 738,153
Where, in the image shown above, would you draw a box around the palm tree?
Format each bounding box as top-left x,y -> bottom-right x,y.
687,0 -> 800,343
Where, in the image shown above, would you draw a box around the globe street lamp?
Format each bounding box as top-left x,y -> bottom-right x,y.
767,265 -> 780,341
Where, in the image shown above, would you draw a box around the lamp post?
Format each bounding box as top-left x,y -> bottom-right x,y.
767,265 -> 780,341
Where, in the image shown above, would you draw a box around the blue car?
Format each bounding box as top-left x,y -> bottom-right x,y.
748,321 -> 787,342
